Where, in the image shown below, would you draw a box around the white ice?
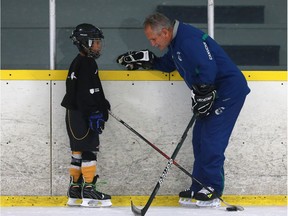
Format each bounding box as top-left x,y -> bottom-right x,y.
0,206 -> 287,216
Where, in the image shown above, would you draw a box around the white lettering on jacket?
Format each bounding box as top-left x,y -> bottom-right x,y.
203,42 -> 213,60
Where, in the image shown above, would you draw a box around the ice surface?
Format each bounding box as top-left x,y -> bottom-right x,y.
0,206 -> 287,216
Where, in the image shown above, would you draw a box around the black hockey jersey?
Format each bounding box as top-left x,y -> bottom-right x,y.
61,54 -> 109,118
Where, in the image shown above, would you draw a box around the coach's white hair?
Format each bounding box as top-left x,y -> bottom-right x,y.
143,12 -> 173,33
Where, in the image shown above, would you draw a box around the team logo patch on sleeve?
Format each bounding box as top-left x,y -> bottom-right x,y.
89,88 -> 100,94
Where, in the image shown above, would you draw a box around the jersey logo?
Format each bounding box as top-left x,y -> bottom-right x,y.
95,69 -> 98,74
215,107 -> 225,115
69,72 -> 77,80
177,51 -> 183,61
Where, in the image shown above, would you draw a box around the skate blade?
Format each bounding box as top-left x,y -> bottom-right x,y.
81,198 -> 112,207
67,198 -> 82,206
196,198 -> 221,208
179,198 -> 199,208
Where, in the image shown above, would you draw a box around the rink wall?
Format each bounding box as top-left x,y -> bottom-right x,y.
0,70 -> 287,206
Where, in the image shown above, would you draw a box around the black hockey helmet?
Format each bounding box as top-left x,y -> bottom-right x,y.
70,23 -> 104,59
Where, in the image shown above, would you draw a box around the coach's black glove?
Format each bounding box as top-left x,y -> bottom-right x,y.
116,50 -> 155,70
191,84 -> 217,118
89,111 -> 105,134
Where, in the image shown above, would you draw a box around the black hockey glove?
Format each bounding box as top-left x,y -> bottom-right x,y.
105,99 -> 111,111
116,50 -> 155,70
102,99 -> 111,121
191,84 -> 217,118
89,111 -> 105,134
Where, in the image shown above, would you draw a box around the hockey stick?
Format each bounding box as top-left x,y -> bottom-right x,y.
109,111 -> 244,213
131,114 -> 196,216
110,111 -> 196,215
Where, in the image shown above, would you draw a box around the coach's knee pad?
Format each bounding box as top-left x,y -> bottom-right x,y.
82,151 -> 97,161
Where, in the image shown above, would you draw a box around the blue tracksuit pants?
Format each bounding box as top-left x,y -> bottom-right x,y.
190,96 -> 247,196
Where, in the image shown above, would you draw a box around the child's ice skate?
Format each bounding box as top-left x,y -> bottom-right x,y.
81,175 -> 112,207
67,176 -> 82,206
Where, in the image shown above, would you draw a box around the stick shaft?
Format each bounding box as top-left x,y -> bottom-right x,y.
110,111 -> 243,211
110,111 -> 196,215
140,115 -> 196,215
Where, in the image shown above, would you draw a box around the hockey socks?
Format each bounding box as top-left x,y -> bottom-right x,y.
69,151 -> 82,182
81,160 -> 97,183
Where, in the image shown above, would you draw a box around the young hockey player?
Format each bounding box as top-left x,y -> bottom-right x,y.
116,13 -> 250,208
61,23 -> 112,207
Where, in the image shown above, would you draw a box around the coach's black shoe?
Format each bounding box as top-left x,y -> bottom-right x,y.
179,188 -> 197,207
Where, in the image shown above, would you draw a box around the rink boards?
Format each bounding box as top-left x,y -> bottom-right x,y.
0,70 -> 287,206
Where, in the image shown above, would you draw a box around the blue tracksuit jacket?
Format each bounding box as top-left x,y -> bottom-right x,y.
152,21 -> 250,195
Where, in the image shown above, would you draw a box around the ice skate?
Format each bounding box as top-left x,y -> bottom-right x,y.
81,175 -> 112,207
178,188 -> 198,208
67,176 -> 82,206
194,187 -> 221,208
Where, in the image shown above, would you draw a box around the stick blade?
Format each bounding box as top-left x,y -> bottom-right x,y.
235,206 -> 245,211
226,205 -> 245,211
131,201 -> 144,216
